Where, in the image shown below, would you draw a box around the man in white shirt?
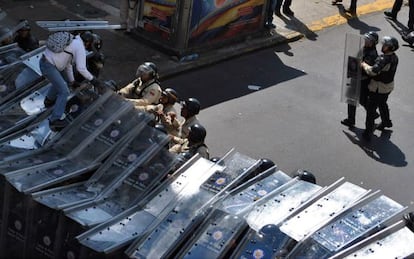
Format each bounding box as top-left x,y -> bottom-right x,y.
40,32 -> 99,130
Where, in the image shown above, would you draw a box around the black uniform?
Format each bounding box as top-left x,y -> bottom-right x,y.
344,45 -> 378,125
365,52 -> 398,135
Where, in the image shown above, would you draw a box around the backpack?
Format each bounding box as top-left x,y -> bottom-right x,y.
46,31 -> 73,53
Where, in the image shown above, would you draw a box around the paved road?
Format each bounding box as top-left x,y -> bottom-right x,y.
163,9 -> 414,210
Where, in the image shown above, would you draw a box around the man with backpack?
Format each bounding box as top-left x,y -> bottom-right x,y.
40,31 -> 101,131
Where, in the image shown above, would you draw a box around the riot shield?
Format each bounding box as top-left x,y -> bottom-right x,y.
125,151 -> 260,259
340,33 -> 364,106
330,220 -> 414,259
76,155 -> 222,254
287,192 -> 406,258
173,169 -> 292,259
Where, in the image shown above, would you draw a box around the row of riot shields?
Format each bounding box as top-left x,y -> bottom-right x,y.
0,34 -> 413,259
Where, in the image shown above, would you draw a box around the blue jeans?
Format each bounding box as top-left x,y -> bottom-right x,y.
39,57 -> 70,121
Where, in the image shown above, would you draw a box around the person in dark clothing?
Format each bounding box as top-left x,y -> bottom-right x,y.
13,20 -> 39,52
361,36 -> 399,141
341,31 -> 379,128
384,0 -> 414,31
275,0 -> 294,16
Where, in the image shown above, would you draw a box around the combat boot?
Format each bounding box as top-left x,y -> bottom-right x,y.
377,121 -> 393,130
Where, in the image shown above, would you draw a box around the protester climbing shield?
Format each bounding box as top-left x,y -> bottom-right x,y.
341,33 -> 364,105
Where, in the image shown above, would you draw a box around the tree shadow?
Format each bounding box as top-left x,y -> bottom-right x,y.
278,15 -> 318,41
335,5 -> 381,34
343,127 -> 408,167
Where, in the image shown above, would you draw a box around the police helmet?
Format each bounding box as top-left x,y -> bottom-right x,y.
293,169 -> 316,184
258,158 -> 275,173
162,88 -> 179,104
363,31 -> 379,45
382,36 -> 399,51
136,62 -> 158,78
188,123 -> 206,143
80,31 -> 94,45
210,157 -> 221,163
182,98 -> 201,116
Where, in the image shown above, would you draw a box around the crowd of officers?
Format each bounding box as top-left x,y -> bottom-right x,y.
117,61 -> 210,161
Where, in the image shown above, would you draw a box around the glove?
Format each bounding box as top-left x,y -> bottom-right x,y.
90,77 -> 102,88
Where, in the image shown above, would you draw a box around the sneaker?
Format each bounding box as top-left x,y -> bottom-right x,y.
44,97 -> 56,108
341,118 -> 355,127
384,11 -> 396,19
377,121 -> 393,130
283,8 -> 294,16
49,119 -> 68,131
331,0 -> 342,5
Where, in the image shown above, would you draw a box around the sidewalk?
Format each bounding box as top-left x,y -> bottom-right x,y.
1,0 -> 395,83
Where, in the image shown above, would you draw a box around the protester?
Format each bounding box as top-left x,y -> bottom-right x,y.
40,31 -> 101,130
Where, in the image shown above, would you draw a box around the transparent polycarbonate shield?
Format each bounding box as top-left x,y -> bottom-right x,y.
177,211 -> 247,259
245,180 -> 322,232
280,182 -> 369,241
220,169 -> 291,215
77,157 -> 220,253
0,92 -> 114,172
5,103 -> 138,194
0,62 -> 42,104
127,152 -> 258,258
33,123 -> 158,211
341,226 -> 414,259
64,149 -> 177,227
288,194 -> 405,258
341,33 -> 364,105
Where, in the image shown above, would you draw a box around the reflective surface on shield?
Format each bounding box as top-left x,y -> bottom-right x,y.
6,105 -> 140,193
182,211 -> 246,258
78,157 -> 219,253
289,195 -> 405,258
129,152 -> 257,258
280,182 -> 368,241
64,139 -> 176,227
341,33 -> 364,105
342,227 -> 414,258
245,180 -> 322,232
220,170 -> 292,215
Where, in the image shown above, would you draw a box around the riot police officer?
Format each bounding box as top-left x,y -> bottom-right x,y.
180,97 -> 201,138
341,31 -> 379,128
158,88 -> 181,136
361,36 -> 399,140
170,123 -> 209,160
118,62 -> 162,107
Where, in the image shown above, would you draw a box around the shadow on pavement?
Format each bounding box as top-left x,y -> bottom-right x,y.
343,127 -> 408,167
336,5 -> 381,34
164,46 -> 306,109
278,15 -> 318,41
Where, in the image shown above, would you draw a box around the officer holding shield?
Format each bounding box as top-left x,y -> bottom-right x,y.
341,31 -> 378,128
361,36 -> 399,141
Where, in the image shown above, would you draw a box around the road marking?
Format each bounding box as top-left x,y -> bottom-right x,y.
307,0 -> 394,31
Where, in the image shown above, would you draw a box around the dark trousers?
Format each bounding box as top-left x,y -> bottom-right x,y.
346,78 -> 369,123
390,0 -> 413,29
365,91 -> 391,133
275,0 -> 292,11
350,0 -> 357,10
